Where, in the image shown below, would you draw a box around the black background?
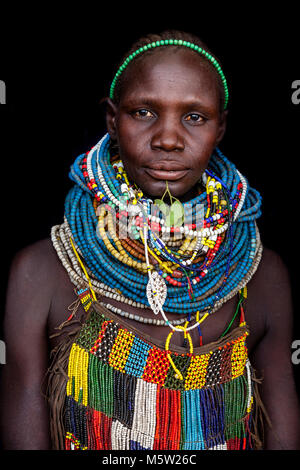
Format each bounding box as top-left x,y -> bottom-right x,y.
1,4 -> 300,434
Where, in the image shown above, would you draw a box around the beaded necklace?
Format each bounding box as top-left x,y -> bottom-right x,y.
55,133 -> 262,337
48,135 -> 266,450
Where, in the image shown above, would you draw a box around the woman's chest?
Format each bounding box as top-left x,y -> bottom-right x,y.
48,272 -> 263,357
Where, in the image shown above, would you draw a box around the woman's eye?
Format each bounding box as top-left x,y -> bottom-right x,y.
133,109 -> 154,119
185,113 -> 204,123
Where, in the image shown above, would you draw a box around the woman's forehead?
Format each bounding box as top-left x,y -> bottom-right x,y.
120,48 -> 220,108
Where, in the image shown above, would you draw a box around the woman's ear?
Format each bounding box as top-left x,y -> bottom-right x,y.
104,98 -> 118,140
215,110 -> 228,146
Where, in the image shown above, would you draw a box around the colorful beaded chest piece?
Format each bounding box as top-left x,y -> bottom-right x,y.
60,288 -> 258,451
48,133 -> 264,450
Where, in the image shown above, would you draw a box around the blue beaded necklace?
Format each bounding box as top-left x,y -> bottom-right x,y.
65,133 -> 262,317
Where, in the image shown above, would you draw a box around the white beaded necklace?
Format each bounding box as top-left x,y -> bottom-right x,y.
51,217 -> 262,328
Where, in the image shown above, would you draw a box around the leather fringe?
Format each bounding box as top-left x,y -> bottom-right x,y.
250,368 -> 272,450
45,310 -> 87,450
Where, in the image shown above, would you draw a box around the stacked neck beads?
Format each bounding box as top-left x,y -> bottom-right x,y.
64,133 -> 262,325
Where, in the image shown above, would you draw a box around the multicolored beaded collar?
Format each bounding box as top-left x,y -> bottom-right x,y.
51,133 -> 262,348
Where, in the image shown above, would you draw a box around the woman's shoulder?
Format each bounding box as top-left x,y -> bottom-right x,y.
6,237 -> 84,337
9,237 -> 62,279
13,237 -> 55,263
246,245 -> 292,338
251,245 -> 290,289
7,237 -> 70,308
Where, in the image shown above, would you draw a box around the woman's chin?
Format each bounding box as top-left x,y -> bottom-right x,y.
139,180 -> 200,201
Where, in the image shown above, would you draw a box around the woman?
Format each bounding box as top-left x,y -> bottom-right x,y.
1,30 -> 300,450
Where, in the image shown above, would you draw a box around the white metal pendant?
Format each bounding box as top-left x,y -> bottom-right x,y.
146,271 -> 167,315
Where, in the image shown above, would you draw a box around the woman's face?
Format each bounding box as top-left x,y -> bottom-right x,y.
106,48 -> 227,200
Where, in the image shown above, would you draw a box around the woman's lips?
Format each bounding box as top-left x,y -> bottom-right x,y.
145,168 -> 189,181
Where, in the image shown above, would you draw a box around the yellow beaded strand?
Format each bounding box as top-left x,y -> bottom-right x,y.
70,237 -> 97,302
66,343 -> 76,396
165,325 -> 194,381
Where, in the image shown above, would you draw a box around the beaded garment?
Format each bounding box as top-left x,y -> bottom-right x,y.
52,288 -> 262,451
47,135 -> 264,450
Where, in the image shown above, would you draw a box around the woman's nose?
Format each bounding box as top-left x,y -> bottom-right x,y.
151,117 -> 185,152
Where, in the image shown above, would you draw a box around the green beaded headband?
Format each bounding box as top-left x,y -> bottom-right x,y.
110,39 -> 229,109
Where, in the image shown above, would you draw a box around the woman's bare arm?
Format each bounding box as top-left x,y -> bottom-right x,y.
250,249 -> 300,450
0,241 -> 54,449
